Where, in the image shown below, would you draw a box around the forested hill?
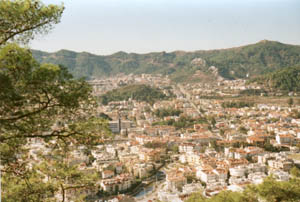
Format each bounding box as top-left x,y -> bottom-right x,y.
99,84 -> 172,105
32,40 -> 300,82
250,66 -> 300,92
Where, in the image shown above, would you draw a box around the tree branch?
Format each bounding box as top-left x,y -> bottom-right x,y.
0,19 -> 52,46
61,184 -> 65,202
0,129 -> 82,142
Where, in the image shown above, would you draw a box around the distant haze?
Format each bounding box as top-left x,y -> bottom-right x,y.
31,0 -> 300,55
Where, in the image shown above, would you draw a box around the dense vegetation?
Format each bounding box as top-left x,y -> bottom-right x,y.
221,101 -> 254,108
32,40 -> 300,82
239,89 -> 267,96
154,108 -> 182,118
99,112 -> 112,120
185,176 -> 300,202
0,1 -> 111,201
100,84 -> 169,105
152,116 -> 207,130
143,141 -> 167,149
251,66 -> 300,92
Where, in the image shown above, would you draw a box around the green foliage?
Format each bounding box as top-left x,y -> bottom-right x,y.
221,101 -> 254,108
207,190 -> 257,202
289,109 -> 300,119
262,142 -> 290,152
185,177 -> 300,202
239,89 -> 267,96
100,84 -> 170,105
268,66 -> 300,92
238,126 -> 248,134
290,166 -> 300,178
185,192 -> 206,202
208,116 -> 216,127
99,112 -> 112,120
209,140 -> 223,152
253,177 -> 300,202
0,43 -> 110,201
252,66 -> 300,92
0,0 -> 64,45
0,1 -> 111,201
169,145 -> 179,153
32,40 -> 300,82
153,116 -> 207,130
288,98 -> 294,106
3,168 -> 58,202
143,141 -> 167,149
154,108 -> 182,118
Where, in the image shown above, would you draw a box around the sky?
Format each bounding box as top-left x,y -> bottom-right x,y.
30,0 -> 300,55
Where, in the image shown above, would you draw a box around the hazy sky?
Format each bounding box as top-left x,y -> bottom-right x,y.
31,0 -> 300,55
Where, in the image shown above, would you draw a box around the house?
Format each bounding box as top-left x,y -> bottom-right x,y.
247,136 -> 265,146
100,174 -> 134,193
213,169 -> 228,182
132,163 -> 153,178
102,170 -> 115,179
269,170 -> 289,181
225,158 -> 248,168
267,159 -> 293,172
248,172 -> 267,184
229,166 -> 247,178
179,143 -> 200,154
234,149 -> 247,159
166,171 -> 187,191
109,120 -> 121,133
276,134 -> 294,145
196,169 -> 218,183
115,163 -> 123,174
247,163 -> 267,174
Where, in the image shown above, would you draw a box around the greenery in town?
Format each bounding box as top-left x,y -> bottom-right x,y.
209,140 -> 223,152
185,191 -> 206,202
185,177 -> 300,202
288,97 -> 294,106
100,84 -> 170,105
152,116 -> 207,130
239,89 -> 267,96
99,112 -> 112,120
0,1 -> 111,201
143,141 -> 167,149
238,126 -> 248,134
262,142 -> 289,152
250,66 -> 300,92
221,101 -> 254,108
289,109 -> 300,119
290,166 -> 300,178
154,108 -> 182,118
32,40 -> 300,82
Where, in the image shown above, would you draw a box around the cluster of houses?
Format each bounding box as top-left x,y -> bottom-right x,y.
26,75 -> 300,202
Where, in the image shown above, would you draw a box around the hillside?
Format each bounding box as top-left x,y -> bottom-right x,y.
32,40 -> 300,81
251,65 -> 300,92
100,84 -> 171,105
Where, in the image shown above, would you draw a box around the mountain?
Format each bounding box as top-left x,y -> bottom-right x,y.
32,40 -> 300,82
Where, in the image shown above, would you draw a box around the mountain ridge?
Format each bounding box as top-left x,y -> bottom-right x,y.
33,40 -> 300,56
32,40 -> 300,82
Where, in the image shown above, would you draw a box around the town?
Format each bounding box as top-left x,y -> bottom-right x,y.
27,73 -> 300,202
2,1 -> 300,202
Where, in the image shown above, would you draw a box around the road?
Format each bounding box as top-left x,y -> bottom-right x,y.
134,166 -> 167,201
135,179 -> 166,202
177,84 -> 201,115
